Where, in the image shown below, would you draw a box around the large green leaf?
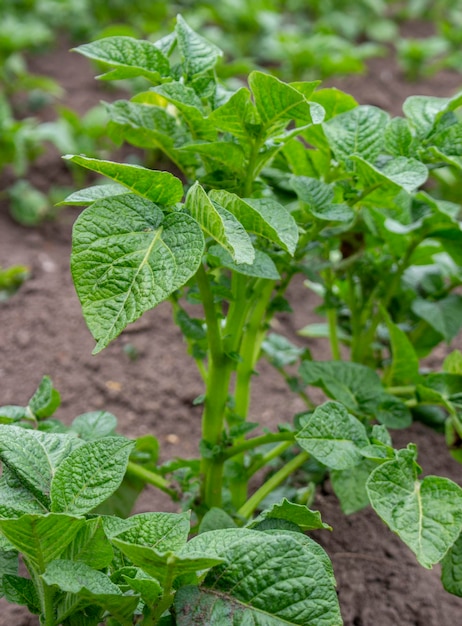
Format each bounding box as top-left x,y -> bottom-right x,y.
209,190 -> 298,255
75,36 -> 170,82
351,156 -> 428,195
42,560 -> 139,625
0,469 -> 48,518
249,71 -> 324,137
367,453 -> 462,568
64,156 -> 184,205
175,14 -> 222,77
323,105 -> 389,162
51,437 -> 134,515
403,93 -> 462,139
0,514 -> 85,572
177,528 -> 342,625
296,402 -> 369,469
71,194 -> 204,352
185,183 -> 254,264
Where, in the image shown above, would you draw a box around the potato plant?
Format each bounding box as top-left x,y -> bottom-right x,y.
1,15 -> 462,625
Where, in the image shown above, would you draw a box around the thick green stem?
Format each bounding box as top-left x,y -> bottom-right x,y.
126,462 -> 178,500
237,450 -> 310,520
196,264 -> 231,509
327,307 -> 341,360
386,385 -> 416,396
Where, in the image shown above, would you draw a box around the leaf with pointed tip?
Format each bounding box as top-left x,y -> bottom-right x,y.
61,184 -> 129,206
51,437 -> 134,515
180,141 -> 246,173
0,426 -> 82,509
249,72 -> 324,137
323,105 -> 389,162
74,36 -> 170,82
175,14 -> 222,77
249,498 -> 330,531
3,575 -> 40,614
71,194 -> 204,352
64,156 -> 183,205
209,190 -> 298,255
42,559 -> 139,625
208,245 -> 279,280
28,376 -> 61,419
177,528 -> 341,625
367,455 -> 462,568
0,469 -> 48,518
108,511 -> 190,552
71,411 -> 117,441
291,176 -> 354,222
384,117 -> 414,157
412,295 -> 462,342
0,550 -> 18,598
61,518 -> 114,569
185,183 -> 254,264
403,93 -> 462,139
351,155 -> 428,195
209,88 -> 257,141
296,402 -> 369,470
0,514 -> 85,572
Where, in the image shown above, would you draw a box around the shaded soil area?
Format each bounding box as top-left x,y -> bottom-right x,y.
1,36 -> 462,626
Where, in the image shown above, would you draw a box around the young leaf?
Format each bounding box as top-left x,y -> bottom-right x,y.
74,36 -> 170,82
249,72 -> 324,137
175,14 -> 222,77
185,183 -> 255,264
296,402 -> 369,469
51,437 -> 135,515
71,195 -> 205,353
367,454 -> 462,568
323,105 -> 389,162
64,156 -> 184,205
0,514 -> 85,572
209,190 -> 299,255
28,376 -> 61,419
42,559 -> 139,625
248,498 -> 331,531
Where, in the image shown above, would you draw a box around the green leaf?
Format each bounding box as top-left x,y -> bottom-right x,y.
0,468 -> 48,517
122,571 -> 162,605
383,314 -> 420,385
323,105 -> 389,162
0,426 -> 81,508
249,498 -> 331,531
42,559 -> 139,625
0,406 -> 27,424
331,460 -> 377,515
62,184 -> 129,206
107,511 -> 190,552
403,93 -> 462,138
61,518 -> 114,569
412,295 -> 462,342
175,14 -> 222,77
178,529 -> 342,625
74,36 -> 170,82
209,190 -> 298,255
291,176 -> 354,222
199,508 -> 237,534
71,195 -> 204,353
351,155 -> 428,195
299,360 -> 383,414
0,549 -> 18,598
185,183 -> 254,264
249,72 -> 324,137
444,350 -> 462,375
28,376 -> 61,419
208,245 -> 280,280
0,514 -> 85,572
208,88 -> 256,141
51,437 -> 134,515
441,532 -> 462,596
181,141 -> 245,173
384,117 -> 413,157
296,402 -> 369,469
3,575 -> 40,614
64,156 -> 183,205
367,455 -> 462,568
71,411 -> 117,441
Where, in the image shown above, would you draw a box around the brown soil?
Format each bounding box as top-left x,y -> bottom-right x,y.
1,37 -> 462,626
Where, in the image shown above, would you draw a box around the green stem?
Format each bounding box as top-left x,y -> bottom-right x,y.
223,431 -> 295,460
327,307 -> 341,360
237,450 -> 310,520
386,385 -> 416,396
246,441 -> 294,480
126,462 -> 178,499
149,560 -> 176,623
